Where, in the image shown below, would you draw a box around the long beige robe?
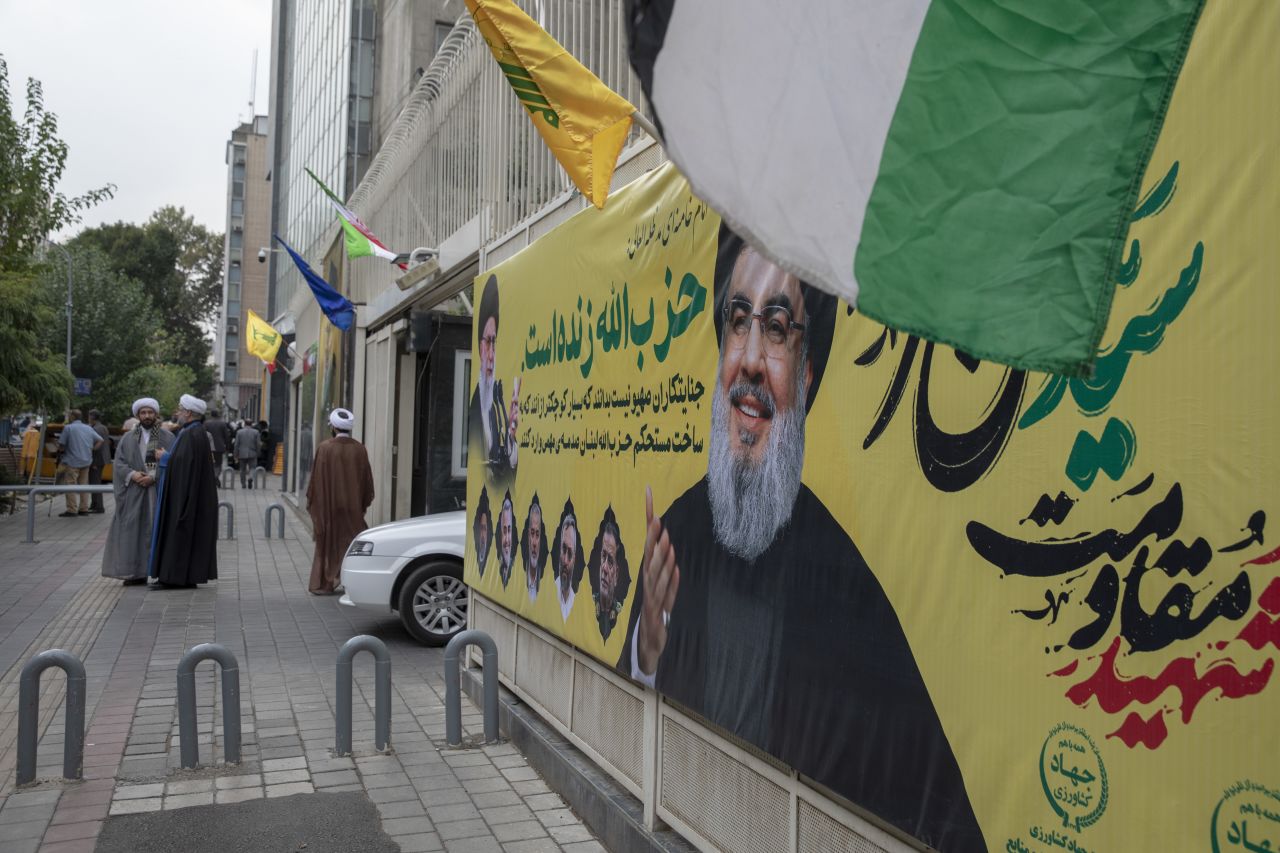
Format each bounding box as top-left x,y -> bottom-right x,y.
306,435 -> 375,593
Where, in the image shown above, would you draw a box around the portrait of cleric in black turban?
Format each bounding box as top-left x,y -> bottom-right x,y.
497,491 -> 516,588
468,275 -> 519,484
549,497 -> 585,624
616,226 -> 984,851
520,493 -> 548,602
587,506 -> 631,641
472,487 -> 493,576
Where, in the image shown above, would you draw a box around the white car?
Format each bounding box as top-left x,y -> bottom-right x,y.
339,510 -> 468,645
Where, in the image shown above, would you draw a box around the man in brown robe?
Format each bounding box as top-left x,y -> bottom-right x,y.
307,407 -> 374,595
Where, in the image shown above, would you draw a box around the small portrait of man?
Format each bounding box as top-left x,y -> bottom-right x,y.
468,275 -> 520,481
472,487 -> 493,576
587,506 -> 631,641
549,498 -> 585,623
497,491 -> 516,588
617,227 -> 983,850
521,493 -> 548,602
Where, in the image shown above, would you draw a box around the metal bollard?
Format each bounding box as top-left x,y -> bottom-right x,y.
16,650 -> 86,785
444,630 -> 499,747
264,503 -> 285,538
220,467 -> 236,490
177,644 -> 241,769
254,466 -> 267,489
217,501 -> 235,540
334,636 -> 392,756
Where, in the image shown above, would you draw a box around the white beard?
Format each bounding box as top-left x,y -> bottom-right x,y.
706,370 -> 806,562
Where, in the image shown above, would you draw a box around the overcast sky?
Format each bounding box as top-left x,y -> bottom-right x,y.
2,0 -> 272,239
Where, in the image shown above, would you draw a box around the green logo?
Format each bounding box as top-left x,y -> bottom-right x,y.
1040,723 -> 1107,831
1211,780 -> 1280,853
252,327 -> 278,345
497,61 -> 560,128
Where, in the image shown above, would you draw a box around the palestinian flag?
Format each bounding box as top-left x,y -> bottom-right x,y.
304,168 -> 406,267
626,0 -> 1204,376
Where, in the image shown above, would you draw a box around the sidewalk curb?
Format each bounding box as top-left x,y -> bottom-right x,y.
461,667 -> 695,853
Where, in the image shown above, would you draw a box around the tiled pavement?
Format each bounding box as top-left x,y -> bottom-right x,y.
0,479 -> 606,853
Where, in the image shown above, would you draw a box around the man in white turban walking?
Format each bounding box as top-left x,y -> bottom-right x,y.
306,408 -> 374,595
149,394 -> 219,588
101,398 -> 175,584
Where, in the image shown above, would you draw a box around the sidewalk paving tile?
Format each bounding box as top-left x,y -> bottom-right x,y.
0,487 -> 607,853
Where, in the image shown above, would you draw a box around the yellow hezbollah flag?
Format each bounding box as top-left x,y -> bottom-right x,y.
465,0 -> 635,208
245,309 -> 283,365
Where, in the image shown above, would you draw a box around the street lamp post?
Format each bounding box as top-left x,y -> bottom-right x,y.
46,242 -> 73,373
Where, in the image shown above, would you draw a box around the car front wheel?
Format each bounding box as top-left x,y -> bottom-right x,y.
398,560 -> 467,646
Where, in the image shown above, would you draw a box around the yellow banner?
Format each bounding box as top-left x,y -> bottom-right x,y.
467,3 -> 1280,848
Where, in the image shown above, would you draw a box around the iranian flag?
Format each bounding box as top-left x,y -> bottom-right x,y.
627,0 -> 1204,376
305,168 -> 406,267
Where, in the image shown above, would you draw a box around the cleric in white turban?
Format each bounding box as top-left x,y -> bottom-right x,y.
329,408 -> 355,432
178,394 -> 207,415
148,391 -> 219,589
306,406 -> 373,594
132,397 -> 160,417
102,395 -> 174,584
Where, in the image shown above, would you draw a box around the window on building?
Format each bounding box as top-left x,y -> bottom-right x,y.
229,231 -> 242,250
435,21 -> 453,54
231,198 -> 244,217
228,263 -> 241,284
451,351 -> 471,478
227,317 -> 239,336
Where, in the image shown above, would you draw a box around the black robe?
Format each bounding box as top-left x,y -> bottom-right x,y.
619,480 -> 985,852
149,419 -> 219,586
469,382 -> 516,477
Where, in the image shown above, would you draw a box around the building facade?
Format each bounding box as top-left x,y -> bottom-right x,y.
214,115 -> 272,421
265,0 -> 460,506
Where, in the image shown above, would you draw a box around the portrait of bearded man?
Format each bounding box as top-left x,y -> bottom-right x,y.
469,275 -> 520,483
550,498 -> 585,623
617,227 -> 984,852
473,487 -> 493,576
497,492 -> 516,588
588,506 -> 630,641
521,493 -> 548,602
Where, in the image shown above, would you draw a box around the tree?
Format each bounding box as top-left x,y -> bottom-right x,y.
35,244 -> 163,422
121,363 -> 196,419
72,208 -> 223,396
0,272 -> 70,413
0,54 -> 113,414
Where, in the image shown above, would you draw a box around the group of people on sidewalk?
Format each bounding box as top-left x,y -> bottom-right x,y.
53,408 -> 110,517
203,410 -> 274,488
98,395 -> 374,597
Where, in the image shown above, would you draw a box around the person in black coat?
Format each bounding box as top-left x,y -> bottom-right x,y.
148,394 -> 219,588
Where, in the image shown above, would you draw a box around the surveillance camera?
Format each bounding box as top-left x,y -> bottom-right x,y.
257,248 -> 268,263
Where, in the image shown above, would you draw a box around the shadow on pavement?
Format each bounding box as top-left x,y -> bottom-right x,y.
95,791 -> 399,852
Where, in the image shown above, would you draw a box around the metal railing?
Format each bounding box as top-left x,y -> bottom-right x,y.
279,1 -> 649,314
12,485 -> 114,543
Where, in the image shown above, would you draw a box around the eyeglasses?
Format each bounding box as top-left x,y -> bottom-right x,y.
480,334 -> 497,348
723,297 -> 805,357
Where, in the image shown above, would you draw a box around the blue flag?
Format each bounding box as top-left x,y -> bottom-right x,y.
274,234 -> 356,331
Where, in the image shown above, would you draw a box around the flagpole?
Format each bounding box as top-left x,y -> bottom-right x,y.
631,110 -> 660,143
